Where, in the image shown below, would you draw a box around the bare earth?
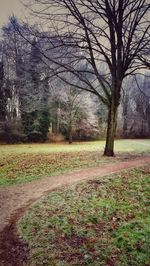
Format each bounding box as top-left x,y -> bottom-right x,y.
0,156 -> 150,266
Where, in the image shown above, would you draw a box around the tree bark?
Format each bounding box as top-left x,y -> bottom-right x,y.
123,93 -> 128,138
68,130 -> 73,144
68,121 -> 73,144
104,99 -> 118,157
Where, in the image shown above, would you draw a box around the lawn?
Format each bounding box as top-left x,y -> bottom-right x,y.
18,166 -> 150,266
0,139 -> 150,186
0,139 -> 150,155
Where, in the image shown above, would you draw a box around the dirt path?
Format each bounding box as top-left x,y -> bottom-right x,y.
0,156 -> 150,266
1,156 -> 150,232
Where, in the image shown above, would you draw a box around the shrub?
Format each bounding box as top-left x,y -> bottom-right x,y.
0,132 -> 27,144
47,133 -> 65,143
27,132 -> 44,142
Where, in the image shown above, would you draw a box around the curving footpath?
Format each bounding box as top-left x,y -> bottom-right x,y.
0,156 -> 150,266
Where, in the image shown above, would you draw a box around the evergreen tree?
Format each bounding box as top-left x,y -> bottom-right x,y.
22,39 -> 50,141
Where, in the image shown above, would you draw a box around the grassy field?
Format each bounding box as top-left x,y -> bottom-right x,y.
18,166 -> 150,266
0,139 -> 150,155
0,139 -> 150,186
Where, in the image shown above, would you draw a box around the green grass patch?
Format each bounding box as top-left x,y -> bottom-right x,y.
0,139 -> 150,156
0,140 -> 150,186
18,166 -> 150,266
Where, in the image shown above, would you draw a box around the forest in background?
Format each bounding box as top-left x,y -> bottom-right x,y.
0,17 -> 150,144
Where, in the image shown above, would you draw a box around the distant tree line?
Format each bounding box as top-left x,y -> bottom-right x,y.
0,17 -> 99,143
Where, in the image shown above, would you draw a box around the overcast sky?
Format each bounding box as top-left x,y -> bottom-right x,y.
0,0 -> 25,27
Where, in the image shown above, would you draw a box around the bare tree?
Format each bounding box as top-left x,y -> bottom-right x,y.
61,87 -> 84,144
118,73 -> 150,138
24,0 -> 150,155
0,60 -> 5,121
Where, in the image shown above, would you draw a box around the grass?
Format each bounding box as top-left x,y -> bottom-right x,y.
0,139 -> 150,186
0,139 -> 150,155
18,166 -> 150,266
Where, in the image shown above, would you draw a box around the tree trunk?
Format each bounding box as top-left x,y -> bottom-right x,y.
56,103 -> 60,134
68,122 -> 73,144
123,94 -> 128,138
68,131 -> 73,144
104,101 -> 117,156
